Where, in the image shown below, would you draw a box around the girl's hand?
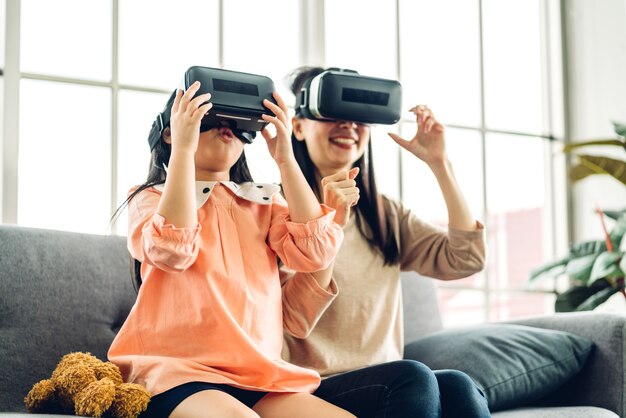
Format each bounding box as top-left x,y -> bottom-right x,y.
169,81 -> 213,152
388,105 -> 447,167
321,167 -> 360,228
261,92 -> 293,167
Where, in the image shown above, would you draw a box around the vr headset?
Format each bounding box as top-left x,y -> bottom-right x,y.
151,66 -> 276,149
296,69 -> 402,125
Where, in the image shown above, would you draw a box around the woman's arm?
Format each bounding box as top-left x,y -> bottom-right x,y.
430,158 -> 475,231
388,105 -> 476,231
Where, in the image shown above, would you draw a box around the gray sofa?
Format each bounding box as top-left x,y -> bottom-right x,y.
0,224 -> 624,418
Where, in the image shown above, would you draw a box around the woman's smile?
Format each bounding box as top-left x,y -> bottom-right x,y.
329,136 -> 359,150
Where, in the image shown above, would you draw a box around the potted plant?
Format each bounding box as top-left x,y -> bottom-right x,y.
529,121 -> 626,311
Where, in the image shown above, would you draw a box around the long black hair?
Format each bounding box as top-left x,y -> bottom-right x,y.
110,90 -> 254,292
287,66 -> 399,265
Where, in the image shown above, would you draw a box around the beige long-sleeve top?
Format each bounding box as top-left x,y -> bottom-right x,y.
282,195 -> 486,377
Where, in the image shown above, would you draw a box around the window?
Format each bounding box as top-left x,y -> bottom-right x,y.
116,89 -> 170,233
2,0 -> 567,324
325,0 -> 566,325
18,80 -> 111,234
21,0 -> 111,81
398,0 -> 565,325
398,0 -> 482,128
6,0 -> 299,234
325,0 -> 397,80
118,0 -> 219,89
222,0 -> 299,99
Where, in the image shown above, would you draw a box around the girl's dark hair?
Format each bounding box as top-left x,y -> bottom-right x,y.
287,66 -> 399,265
110,90 -> 254,292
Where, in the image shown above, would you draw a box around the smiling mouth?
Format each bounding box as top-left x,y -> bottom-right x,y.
329,137 -> 359,150
330,137 -> 358,146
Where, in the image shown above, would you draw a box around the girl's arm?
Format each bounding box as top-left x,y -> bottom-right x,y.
157,82 -> 212,227
280,266 -> 338,337
300,168 -> 360,289
388,105 -> 476,231
304,262 -> 334,290
261,93 -> 324,223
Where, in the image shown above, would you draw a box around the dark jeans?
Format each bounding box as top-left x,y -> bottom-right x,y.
313,360 -> 490,418
434,369 -> 491,418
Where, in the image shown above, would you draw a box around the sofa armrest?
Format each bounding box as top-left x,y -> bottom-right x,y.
504,312 -> 625,417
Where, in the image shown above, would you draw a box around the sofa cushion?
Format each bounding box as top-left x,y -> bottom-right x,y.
491,406 -> 619,417
404,324 -> 595,412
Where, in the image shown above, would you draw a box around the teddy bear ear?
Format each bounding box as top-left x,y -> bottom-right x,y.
24,379 -> 57,413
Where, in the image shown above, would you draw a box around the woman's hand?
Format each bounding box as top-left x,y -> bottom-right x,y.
390,106 -> 478,231
169,81 -> 213,152
321,167 -> 360,228
388,105 -> 447,167
261,92 -> 294,168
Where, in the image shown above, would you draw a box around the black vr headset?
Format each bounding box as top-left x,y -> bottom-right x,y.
296,69 -> 402,125
150,66 -> 277,150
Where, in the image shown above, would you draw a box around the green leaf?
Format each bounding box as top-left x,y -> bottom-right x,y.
529,258 -> 568,282
569,239 -> 607,257
612,120 -> 626,138
570,155 -> 626,186
555,282 -> 611,312
610,214 -> 626,244
589,252 -> 622,284
528,240 -> 609,284
562,139 -> 625,153
565,254 -> 598,281
620,254 -> 626,272
575,286 -> 620,311
603,208 -> 626,221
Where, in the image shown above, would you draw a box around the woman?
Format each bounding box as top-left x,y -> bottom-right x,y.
281,66 -> 491,418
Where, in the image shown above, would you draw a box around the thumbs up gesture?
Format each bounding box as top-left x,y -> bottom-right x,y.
320,167 -> 360,228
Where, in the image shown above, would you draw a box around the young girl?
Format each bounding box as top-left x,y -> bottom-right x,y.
108,80 -> 356,418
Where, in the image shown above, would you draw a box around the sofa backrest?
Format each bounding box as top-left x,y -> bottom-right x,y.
400,271 -> 444,343
0,224 -> 444,412
0,225 -> 136,412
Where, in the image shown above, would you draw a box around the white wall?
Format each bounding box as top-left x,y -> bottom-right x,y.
564,0 -> 626,242
0,0 -> 5,222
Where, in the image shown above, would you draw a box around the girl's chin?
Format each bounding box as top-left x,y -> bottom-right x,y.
196,154 -> 241,171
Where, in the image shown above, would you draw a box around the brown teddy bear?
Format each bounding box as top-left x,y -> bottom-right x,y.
25,352 -> 151,418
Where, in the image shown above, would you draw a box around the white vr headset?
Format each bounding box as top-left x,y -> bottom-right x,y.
296,69 -> 402,125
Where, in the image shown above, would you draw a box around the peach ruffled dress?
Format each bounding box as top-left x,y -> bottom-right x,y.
108,181 -> 342,396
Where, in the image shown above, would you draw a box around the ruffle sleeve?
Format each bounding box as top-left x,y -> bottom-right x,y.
127,187 -> 201,273
267,195 -> 343,273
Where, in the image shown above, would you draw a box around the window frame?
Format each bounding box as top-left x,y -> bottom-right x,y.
1,0 -> 569,323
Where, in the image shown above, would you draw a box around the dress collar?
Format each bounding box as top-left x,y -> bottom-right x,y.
154,181 -> 281,209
